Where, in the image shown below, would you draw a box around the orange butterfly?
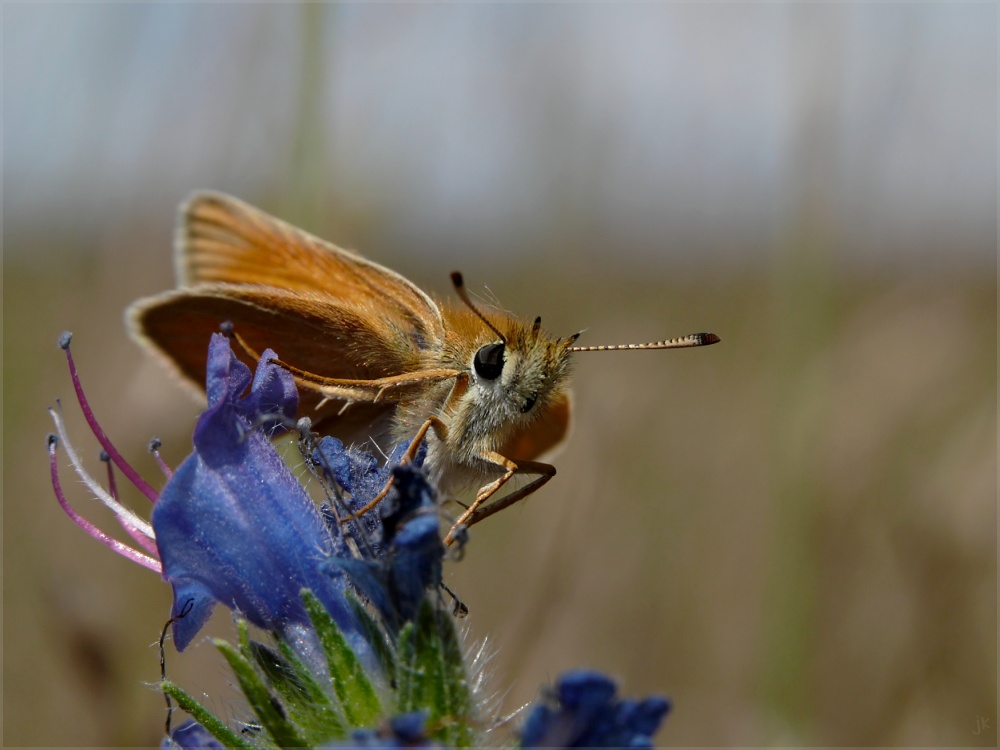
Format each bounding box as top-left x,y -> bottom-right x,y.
130,193 -> 719,542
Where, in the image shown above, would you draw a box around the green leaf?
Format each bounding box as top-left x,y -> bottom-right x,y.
302,589 -> 382,727
347,592 -> 396,678
246,640 -> 310,704
160,679 -> 255,749
217,631 -> 308,748
247,637 -> 348,743
396,600 -> 475,747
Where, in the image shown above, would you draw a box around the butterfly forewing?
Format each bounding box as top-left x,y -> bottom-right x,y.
131,285 -> 413,438
130,191 -> 464,441
178,192 -> 445,350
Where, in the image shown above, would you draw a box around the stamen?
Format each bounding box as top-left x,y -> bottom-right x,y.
299,427 -> 378,561
49,405 -> 156,542
148,437 -> 174,479
49,435 -> 161,573
59,332 -> 159,503
101,451 -> 159,556
161,598 -> 195,737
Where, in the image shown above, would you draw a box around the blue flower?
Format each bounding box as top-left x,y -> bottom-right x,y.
151,333 -> 361,652
52,332 -> 672,748
519,670 -> 671,748
325,460 -> 444,629
331,711 -> 436,748
162,719 -> 225,749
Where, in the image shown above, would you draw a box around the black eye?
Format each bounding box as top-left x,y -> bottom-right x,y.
521,392 -> 538,413
473,342 -> 505,380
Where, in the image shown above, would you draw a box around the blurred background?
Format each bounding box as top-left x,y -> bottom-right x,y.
4,4 -> 995,746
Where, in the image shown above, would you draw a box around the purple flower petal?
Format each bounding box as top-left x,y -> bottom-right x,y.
323,464 -> 444,627
153,334 -> 356,651
380,466 -> 443,623
520,670 -> 671,748
334,711 -> 433,748
162,719 -> 224,749
240,347 -> 298,430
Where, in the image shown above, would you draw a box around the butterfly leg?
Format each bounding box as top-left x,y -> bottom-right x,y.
338,374 -> 470,528
443,454 -> 556,546
340,415 -> 448,524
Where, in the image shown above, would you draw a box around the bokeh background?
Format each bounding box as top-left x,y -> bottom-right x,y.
4,4 -> 996,746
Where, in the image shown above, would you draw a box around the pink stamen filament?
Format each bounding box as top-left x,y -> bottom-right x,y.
62,339 -> 159,503
50,439 -> 162,574
49,406 -> 155,541
149,442 -> 174,480
103,455 -> 160,557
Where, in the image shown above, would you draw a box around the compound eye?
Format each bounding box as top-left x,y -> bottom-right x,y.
521,392 -> 538,413
473,342 -> 505,380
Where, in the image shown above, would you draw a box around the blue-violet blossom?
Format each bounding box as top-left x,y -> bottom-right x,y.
49,331 -> 671,747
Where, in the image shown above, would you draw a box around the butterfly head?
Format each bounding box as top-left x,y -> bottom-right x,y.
448,274 -> 575,451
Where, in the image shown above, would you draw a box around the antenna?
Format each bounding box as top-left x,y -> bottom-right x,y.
568,332 -> 720,352
451,272 -> 507,343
